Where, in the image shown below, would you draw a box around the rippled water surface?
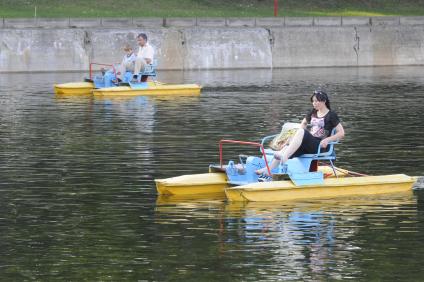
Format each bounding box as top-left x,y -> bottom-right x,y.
1,67 -> 424,280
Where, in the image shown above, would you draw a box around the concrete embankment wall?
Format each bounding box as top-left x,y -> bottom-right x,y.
1,17 -> 424,72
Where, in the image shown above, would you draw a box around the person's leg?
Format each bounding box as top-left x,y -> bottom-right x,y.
116,64 -> 125,81
123,71 -> 133,83
256,158 -> 279,175
124,60 -> 135,72
256,146 -> 288,175
133,57 -> 146,77
257,130 -> 320,176
117,61 -> 135,82
104,70 -> 115,87
280,129 -> 305,163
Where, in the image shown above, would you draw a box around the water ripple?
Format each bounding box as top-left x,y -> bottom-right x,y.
1,68 -> 424,280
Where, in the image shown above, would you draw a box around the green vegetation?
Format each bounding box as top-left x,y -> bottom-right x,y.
1,0 -> 424,18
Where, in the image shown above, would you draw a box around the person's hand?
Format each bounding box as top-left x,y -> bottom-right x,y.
277,139 -> 288,147
320,138 -> 330,148
276,140 -> 285,148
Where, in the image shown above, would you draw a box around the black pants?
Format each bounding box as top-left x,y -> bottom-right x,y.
291,129 -> 324,158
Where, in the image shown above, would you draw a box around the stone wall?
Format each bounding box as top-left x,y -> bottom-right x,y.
1,17 -> 424,72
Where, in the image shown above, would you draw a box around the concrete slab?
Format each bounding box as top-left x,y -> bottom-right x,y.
36,18 -> 70,28
183,28 -> 272,69
314,17 -> 342,26
400,16 -> 424,26
271,26 -> 364,68
4,18 -> 37,28
69,18 -> 102,28
342,17 -> 371,26
196,18 -> 226,27
133,18 -> 164,27
284,17 -> 313,26
371,17 -> 400,26
255,17 -> 283,27
226,18 -> 255,27
101,18 -> 133,27
165,18 -> 196,27
0,29 -> 89,72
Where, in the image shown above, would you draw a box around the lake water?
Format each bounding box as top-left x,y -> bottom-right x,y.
0,67 -> 423,280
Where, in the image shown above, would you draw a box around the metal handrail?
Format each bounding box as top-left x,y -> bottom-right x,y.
261,134 -> 278,147
89,62 -> 116,80
219,139 -> 271,176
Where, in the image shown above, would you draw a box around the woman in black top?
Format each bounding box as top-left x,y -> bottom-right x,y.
257,90 -> 345,175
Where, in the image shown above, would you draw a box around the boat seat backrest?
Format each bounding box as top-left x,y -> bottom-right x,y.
140,59 -> 158,77
298,127 -> 339,176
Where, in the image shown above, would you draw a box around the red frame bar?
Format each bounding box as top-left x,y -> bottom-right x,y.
89,62 -> 116,80
219,139 -> 271,175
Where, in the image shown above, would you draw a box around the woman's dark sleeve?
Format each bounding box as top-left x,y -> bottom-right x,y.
330,111 -> 341,128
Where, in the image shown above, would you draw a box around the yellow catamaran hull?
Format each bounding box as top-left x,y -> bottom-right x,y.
54,82 -> 94,95
92,84 -> 201,96
225,174 -> 417,202
155,173 -> 228,196
54,82 -> 202,96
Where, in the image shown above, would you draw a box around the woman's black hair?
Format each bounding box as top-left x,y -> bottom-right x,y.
311,90 -> 331,110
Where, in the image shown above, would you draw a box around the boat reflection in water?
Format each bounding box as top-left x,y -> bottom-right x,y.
226,191 -> 416,279
156,191 -> 416,279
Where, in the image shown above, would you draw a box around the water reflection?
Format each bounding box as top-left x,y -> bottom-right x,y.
226,191 -> 417,281
1,67 -> 424,280
155,191 -> 417,280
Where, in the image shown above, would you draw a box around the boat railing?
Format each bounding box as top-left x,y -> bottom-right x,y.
261,134 -> 278,147
219,139 -> 271,176
89,62 -> 116,80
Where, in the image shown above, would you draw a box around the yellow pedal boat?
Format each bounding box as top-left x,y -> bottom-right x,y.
155,134 -> 419,202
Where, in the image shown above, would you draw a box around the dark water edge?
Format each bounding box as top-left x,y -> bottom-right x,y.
0,67 -> 424,280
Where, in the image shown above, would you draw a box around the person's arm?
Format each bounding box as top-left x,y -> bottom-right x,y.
320,123 -> 344,148
300,118 -> 308,129
121,54 -> 129,66
144,45 -> 154,65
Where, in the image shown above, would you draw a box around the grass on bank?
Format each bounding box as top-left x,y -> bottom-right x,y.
1,0 -> 424,18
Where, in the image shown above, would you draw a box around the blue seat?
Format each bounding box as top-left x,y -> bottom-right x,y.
298,128 -> 339,177
121,59 -> 159,84
259,127 -> 340,185
133,59 -> 158,82
141,59 -> 157,77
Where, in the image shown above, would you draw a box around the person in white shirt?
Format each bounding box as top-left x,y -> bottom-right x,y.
115,44 -> 136,82
132,33 -> 155,82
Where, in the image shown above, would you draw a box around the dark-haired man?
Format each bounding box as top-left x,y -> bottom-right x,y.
132,33 -> 155,81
